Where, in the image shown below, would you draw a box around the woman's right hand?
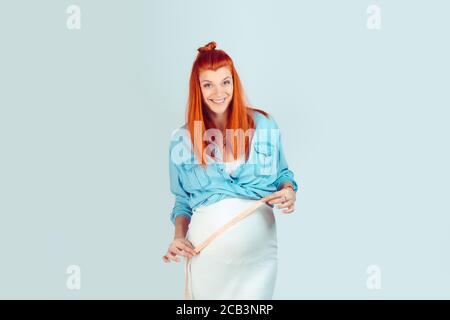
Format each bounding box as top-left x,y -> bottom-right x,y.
162,237 -> 197,263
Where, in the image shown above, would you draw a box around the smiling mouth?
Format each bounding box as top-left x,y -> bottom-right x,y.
209,97 -> 227,104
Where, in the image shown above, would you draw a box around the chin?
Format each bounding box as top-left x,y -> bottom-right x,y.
209,105 -> 229,115
207,99 -> 232,114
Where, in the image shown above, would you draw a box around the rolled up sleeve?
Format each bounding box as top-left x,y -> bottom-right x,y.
272,120 -> 299,192
168,142 -> 193,225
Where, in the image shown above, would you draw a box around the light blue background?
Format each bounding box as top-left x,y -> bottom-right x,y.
0,0 -> 449,299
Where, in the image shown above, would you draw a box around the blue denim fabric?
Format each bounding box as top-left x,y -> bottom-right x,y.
168,111 -> 298,225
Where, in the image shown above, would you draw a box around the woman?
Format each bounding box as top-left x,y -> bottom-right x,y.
162,41 -> 299,300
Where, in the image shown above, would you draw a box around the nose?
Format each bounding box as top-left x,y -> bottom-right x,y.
213,84 -> 227,96
212,86 -> 222,96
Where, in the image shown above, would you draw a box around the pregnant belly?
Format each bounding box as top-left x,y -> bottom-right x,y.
186,198 -> 278,264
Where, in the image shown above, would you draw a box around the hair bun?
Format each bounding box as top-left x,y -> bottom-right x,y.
198,41 -> 217,53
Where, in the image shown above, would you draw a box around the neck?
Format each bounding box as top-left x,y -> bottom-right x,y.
207,109 -> 229,132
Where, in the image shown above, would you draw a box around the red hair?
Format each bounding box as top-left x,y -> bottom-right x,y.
186,41 -> 269,167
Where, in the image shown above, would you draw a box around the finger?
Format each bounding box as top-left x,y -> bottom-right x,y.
174,238 -> 195,251
268,191 -> 291,204
261,193 -> 276,202
174,246 -> 195,258
180,238 -> 195,247
172,246 -> 184,255
168,251 -> 180,262
282,205 -> 294,214
176,242 -> 197,256
178,249 -> 194,258
269,196 -> 289,205
166,252 -> 176,261
179,240 -> 197,253
276,200 -> 294,209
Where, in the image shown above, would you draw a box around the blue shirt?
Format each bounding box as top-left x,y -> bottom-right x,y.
168,111 -> 299,225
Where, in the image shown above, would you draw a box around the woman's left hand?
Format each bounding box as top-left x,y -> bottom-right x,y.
261,185 -> 296,214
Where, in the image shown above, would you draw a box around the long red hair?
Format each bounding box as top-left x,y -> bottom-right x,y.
186,41 -> 269,167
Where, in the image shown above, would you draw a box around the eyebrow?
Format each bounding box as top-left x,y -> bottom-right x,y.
200,76 -> 231,83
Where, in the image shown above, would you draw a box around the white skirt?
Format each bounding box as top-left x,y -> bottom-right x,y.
185,197 -> 278,300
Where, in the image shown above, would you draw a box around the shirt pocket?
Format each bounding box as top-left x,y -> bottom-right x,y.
253,142 -> 276,176
180,162 -> 211,190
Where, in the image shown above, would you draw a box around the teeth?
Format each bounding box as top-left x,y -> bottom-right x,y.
211,98 -> 226,103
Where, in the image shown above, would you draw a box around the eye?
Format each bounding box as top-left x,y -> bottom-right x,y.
223,80 -> 231,85
203,83 -> 211,88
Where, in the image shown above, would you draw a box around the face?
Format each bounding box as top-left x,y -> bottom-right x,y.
199,66 -> 233,116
